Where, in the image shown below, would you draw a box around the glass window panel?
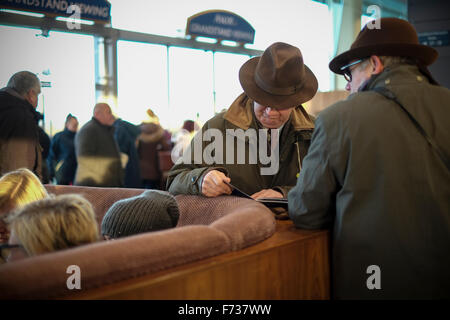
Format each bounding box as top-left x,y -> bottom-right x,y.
168,47 -> 213,129
117,41 -> 168,126
0,26 -> 95,136
108,0 -> 332,92
213,52 -> 249,112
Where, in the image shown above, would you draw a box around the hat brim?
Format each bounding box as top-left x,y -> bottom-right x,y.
329,43 -> 438,74
239,57 -> 318,109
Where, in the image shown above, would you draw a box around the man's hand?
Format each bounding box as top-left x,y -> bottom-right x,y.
251,189 -> 284,200
201,170 -> 232,197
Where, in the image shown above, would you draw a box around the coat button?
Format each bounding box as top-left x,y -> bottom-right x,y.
417,76 -> 423,81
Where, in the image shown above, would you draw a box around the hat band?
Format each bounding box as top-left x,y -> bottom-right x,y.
254,72 -> 305,96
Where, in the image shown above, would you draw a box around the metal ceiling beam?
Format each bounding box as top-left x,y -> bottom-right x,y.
0,11 -> 263,56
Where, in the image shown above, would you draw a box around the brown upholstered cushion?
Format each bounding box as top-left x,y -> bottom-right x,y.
0,225 -> 230,299
211,204 -> 276,251
176,195 -> 276,250
175,194 -> 261,226
0,186 -> 276,299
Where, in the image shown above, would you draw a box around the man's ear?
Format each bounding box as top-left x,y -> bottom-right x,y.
24,89 -> 33,105
370,55 -> 384,75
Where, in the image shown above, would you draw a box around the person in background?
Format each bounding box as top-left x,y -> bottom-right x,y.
167,42 -> 317,202
138,109 -> 171,189
36,113 -> 51,184
4,194 -> 98,263
0,168 -> 48,262
74,103 -> 123,187
170,120 -> 200,163
101,190 -> 179,239
47,114 -> 79,185
0,71 -> 43,180
0,168 -> 48,243
113,117 -> 143,188
288,18 -> 450,299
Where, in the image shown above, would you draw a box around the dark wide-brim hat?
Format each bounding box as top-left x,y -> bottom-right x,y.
239,42 -> 318,109
329,17 -> 438,74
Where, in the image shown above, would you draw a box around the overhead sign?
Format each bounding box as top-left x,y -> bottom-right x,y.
0,0 -> 111,23
418,31 -> 449,47
186,10 -> 255,44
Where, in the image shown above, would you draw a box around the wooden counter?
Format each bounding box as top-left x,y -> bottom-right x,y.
67,219 -> 330,300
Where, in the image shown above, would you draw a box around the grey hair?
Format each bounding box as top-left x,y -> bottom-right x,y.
7,71 -> 41,97
357,56 -> 417,72
378,56 -> 417,68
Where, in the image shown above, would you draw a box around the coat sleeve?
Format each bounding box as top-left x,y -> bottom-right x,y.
47,134 -> 59,179
287,115 -> 338,229
272,185 -> 293,198
166,123 -> 228,195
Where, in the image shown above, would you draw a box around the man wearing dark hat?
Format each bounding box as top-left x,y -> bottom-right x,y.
288,18 -> 450,299
167,42 -> 317,202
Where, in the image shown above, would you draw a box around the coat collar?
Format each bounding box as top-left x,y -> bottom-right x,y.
360,64 -> 430,93
0,87 -> 24,101
92,117 -> 114,131
223,93 -> 314,131
0,87 -> 40,121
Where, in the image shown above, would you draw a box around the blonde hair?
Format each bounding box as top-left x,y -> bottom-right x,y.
143,108 -> 160,124
0,168 -> 48,215
6,194 -> 99,256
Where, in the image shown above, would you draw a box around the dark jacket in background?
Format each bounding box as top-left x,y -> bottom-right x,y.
38,125 -> 50,184
138,122 -> 171,185
113,118 -> 142,188
47,128 -> 77,185
0,87 -> 42,180
74,117 -> 123,187
288,65 -> 450,299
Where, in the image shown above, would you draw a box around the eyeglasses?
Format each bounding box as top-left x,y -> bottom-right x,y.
264,106 -> 282,114
0,243 -> 22,262
341,59 -> 364,82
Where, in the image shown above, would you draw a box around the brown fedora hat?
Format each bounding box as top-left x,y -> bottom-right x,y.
239,42 -> 318,109
329,18 -> 438,74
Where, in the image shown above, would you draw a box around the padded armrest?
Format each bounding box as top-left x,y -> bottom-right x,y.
0,187 -> 276,299
0,225 -> 230,299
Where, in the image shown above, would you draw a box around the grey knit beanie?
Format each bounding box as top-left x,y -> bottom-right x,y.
101,190 -> 179,239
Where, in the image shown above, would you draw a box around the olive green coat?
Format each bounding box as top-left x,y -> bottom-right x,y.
167,93 -> 315,197
288,65 -> 450,299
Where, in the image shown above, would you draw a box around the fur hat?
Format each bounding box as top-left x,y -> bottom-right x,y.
101,190 -> 179,238
239,42 -> 318,109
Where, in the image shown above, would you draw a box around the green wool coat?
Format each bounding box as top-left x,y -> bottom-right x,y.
167,93 -> 315,198
288,64 -> 450,299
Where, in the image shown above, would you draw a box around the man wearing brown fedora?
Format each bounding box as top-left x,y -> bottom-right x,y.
167,42 -> 317,203
288,18 -> 450,299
